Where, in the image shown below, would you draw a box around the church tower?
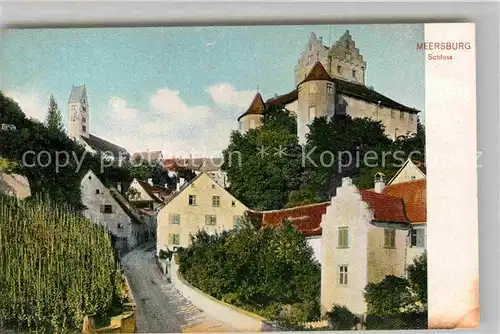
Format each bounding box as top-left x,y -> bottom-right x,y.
296,61 -> 336,145
67,85 -> 89,139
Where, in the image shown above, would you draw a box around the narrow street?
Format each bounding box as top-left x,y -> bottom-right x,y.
121,245 -> 236,333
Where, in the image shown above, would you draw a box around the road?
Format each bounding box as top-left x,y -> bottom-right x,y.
121,245 -> 236,333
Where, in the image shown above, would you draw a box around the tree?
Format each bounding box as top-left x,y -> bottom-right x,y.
45,94 -> 63,132
407,252 -> 427,305
222,105 -> 303,210
363,275 -> 413,317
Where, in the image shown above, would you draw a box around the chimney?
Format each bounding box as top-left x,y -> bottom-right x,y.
176,177 -> 186,192
148,178 -> 153,186
374,172 -> 386,193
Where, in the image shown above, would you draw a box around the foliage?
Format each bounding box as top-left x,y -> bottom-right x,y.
178,218 -> 321,323
222,105 -> 303,210
45,95 -> 64,133
407,251 -> 427,305
363,275 -> 413,317
0,158 -> 18,172
0,196 -> 125,332
365,312 -> 427,330
326,304 -> 360,330
176,167 -> 196,183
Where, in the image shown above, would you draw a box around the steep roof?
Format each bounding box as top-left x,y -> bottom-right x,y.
383,179 -> 427,223
255,202 -> 330,236
265,90 -> 299,107
334,78 -> 419,114
387,159 -> 427,185
359,190 -> 409,223
299,61 -> 334,85
81,134 -> 129,157
135,179 -> 171,203
68,85 -> 87,103
237,93 -> 266,121
131,151 -> 163,163
109,188 -> 144,225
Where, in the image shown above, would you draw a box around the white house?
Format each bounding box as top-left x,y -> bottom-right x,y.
156,172 -> 248,255
80,170 -> 146,253
127,178 -> 172,211
387,158 -> 426,185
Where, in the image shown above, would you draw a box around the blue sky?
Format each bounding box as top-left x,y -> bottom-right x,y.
2,24 -> 424,157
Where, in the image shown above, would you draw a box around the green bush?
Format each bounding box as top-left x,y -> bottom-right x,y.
178,219 -> 321,323
326,304 -> 360,330
365,312 -> 427,330
0,196 -> 125,332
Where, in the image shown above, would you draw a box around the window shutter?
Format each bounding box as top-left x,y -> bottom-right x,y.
343,230 -> 348,247
168,213 -> 173,224
168,234 -> 173,244
417,229 -> 425,247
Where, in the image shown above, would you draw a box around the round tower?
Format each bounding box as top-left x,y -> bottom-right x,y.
297,61 -> 336,145
237,92 -> 266,133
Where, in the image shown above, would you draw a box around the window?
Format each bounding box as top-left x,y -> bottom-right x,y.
71,105 -> 76,111
346,53 -> 351,60
168,233 -> 180,245
233,215 -> 243,228
205,215 -> 217,226
82,117 -> 86,123
409,113 -> 414,122
231,201 -> 236,207
338,265 -> 348,285
212,184 -> 216,189
384,229 -> 396,248
117,223 -> 124,229
82,125 -> 86,132
337,65 -> 342,74
337,227 -> 349,248
169,213 -> 180,225
352,69 -> 356,78
327,83 -> 334,95
410,228 -> 425,248
100,205 -> 113,214
400,111 -> 405,120
95,189 -> 100,194
308,106 -> 317,120
411,176 -> 416,180
212,196 -> 220,207
188,195 -> 197,206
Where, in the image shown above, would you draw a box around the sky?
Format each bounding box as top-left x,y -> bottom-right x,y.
2,24 -> 424,157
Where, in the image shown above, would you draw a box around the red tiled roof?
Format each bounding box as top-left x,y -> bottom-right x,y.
266,90 -> 298,107
252,202 -> 330,236
162,158 -> 177,171
383,179 -> 427,223
299,61 -> 333,85
237,93 -> 266,121
359,190 -> 408,223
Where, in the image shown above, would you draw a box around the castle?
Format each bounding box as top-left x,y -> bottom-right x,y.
237,31 -> 420,144
67,85 -> 129,159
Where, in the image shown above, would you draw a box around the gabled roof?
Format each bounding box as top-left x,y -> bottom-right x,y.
131,151 -> 163,163
109,188 -> 144,225
68,85 -> 87,104
237,92 -> 266,121
265,90 -> 298,108
252,202 -> 330,236
387,158 -> 427,185
359,190 -> 409,223
299,61 -> 334,86
81,134 -> 129,157
134,179 -> 171,203
383,179 -> 427,223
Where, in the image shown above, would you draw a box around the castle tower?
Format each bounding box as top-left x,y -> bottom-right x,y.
237,92 -> 266,133
296,61 -> 336,145
294,32 -> 330,86
326,30 -> 367,85
67,85 -> 89,139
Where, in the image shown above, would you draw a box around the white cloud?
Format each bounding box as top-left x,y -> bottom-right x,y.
98,85 -> 245,157
206,83 -> 256,109
108,96 -> 139,121
4,90 -> 46,122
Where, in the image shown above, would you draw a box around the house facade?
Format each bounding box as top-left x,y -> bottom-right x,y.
127,178 -> 171,211
238,31 -> 420,144
156,172 -> 248,254
81,170 -> 146,253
